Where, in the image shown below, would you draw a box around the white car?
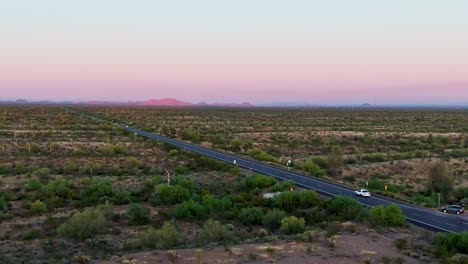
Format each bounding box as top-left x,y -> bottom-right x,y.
354,189 -> 371,197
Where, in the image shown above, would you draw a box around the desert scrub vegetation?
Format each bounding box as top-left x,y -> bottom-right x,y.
79,106 -> 468,208
0,105 -> 459,263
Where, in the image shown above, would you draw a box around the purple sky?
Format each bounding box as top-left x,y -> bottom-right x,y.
1,1 -> 467,105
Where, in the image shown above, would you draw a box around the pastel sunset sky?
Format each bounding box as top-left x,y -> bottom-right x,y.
1,1 -> 467,104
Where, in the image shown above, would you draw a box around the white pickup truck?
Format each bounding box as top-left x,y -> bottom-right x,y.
354,189 -> 371,197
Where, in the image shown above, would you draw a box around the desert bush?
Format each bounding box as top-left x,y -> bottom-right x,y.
31,168 -> 50,179
280,216 -> 305,234
239,207 -> 263,226
138,227 -> 160,249
173,175 -> 194,190
302,160 -> 326,176
174,165 -> 189,174
151,184 -> 190,205
274,191 -> 300,211
327,147 -> 344,176
43,177 -> 72,197
394,237 -> 409,250
199,219 -> 234,244
245,174 -> 276,189
433,232 -> 468,257
171,200 -> 208,220
123,157 -> 142,169
428,161 -> 454,194
368,178 -> 386,191
370,204 -> 406,227
298,190 -> 320,208
249,148 -> 277,163
30,200 -> 47,215
127,203 -> 150,225
58,207 -> 109,241
326,195 -> 363,221
262,209 -> 287,230
138,222 -> 180,249
79,179 -> 131,205
202,194 -> 232,213
274,180 -> 294,192
159,221 -> 181,249
26,178 -> 42,191
22,229 -> 41,240
181,129 -> 201,142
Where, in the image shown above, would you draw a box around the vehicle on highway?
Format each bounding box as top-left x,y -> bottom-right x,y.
125,125 -> 129,128
440,205 -> 464,214
354,189 -> 371,197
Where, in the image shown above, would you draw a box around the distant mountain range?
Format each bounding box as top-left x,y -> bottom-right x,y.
0,98 -> 254,107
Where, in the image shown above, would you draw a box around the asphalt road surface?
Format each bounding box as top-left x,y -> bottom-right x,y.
67,108 -> 468,233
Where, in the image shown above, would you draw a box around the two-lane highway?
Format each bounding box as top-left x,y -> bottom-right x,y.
66,108 -> 468,233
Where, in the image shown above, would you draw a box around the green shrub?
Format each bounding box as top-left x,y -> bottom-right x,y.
249,148 -> 277,163
159,221 -> 180,249
22,229 -> 41,240
63,162 -> 79,175
43,177 -> 72,197
127,203 -> 150,225
428,161 -> 454,194
26,178 -> 42,191
434,232 -> 468,257
57,207 -> 109,241
138,227 -> 160,249
326,195 -> 363,221
173,175 -> 194,190
30,200 -> 47,215
239,207 -> 263,226
79,179 -> 131,205
199,219 -> 234,244
368,178 -> 386,191
274,180 -> 294,192
245,174 -> 276,189
370,204 -> 406,227
0,197 -> 8,210
174,165 -> 189,175
262,209 -> 287,230
274,192 -> 300,211
31,168 -> 50,179
394,237 -> 409,250
302,160 -> 326,176
298,190 -> 320,208
123,157 -> 142,169
201,194 -> 232,213
152,184 -> 190,205
171,200 -> 208,220
280,216 -> 305,234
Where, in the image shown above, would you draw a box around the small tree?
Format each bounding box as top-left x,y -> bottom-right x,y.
159,221 -> 180,249
302,160 -> 326,176
127,203 -> 150,225
199,219 -> 233,244
280,216 -> 305,234
370,204 -> 406,227
298,190 -> 320,208
239,207 -> 263,226
262,209 -> 287,230
57,207 -> 109,241
428,161 -> 454,195
327,147 -> 344,176
30,200 -> 47,215
326,195 -> 363,221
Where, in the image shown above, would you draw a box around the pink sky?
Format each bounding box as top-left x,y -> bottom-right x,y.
1,1 -> 468,104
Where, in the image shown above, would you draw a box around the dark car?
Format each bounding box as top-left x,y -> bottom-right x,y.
441,205 -> 465,214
